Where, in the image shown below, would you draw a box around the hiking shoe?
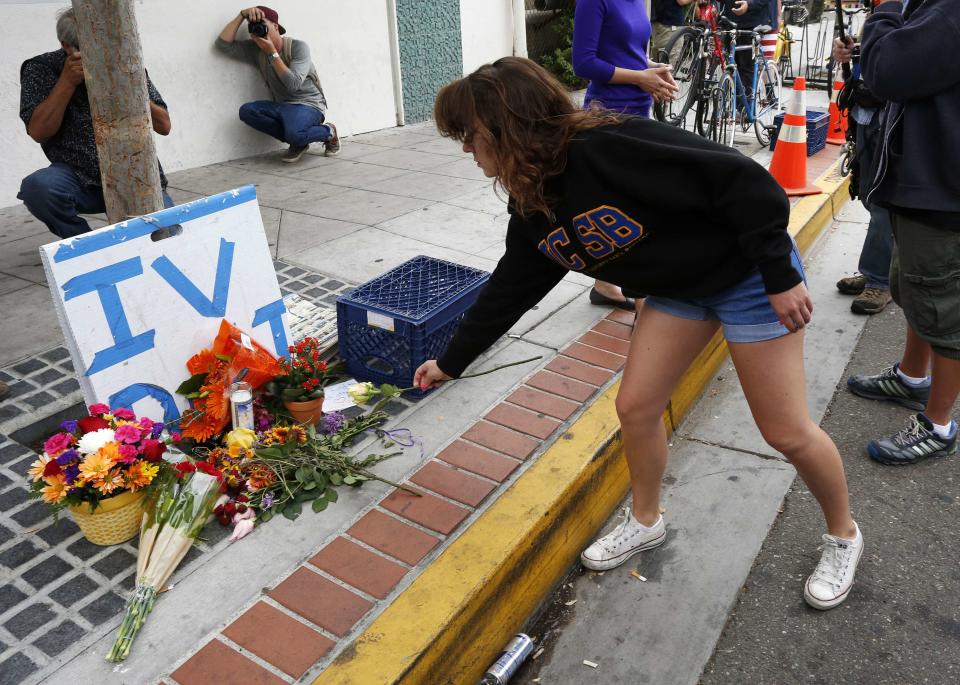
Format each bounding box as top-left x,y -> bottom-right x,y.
836,274 -> 866,295
851,287 -> 892,315
282,144 -> 309,163
580,508 -> 665,571
867,413 -> 958,466
847,363 -> 929,411
324,123 -> 340,156
804,522 -> 863,610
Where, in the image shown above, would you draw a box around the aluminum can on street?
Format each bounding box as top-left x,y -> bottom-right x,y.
479,633 -> 534,684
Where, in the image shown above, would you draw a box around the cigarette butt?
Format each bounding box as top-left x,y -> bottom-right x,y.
659,506 -> 666,514
533,647 -> 545,660
564,599 -> 578,606
630,570 -> 647,582
583,660 -> 599,668
532,679 -> 541,683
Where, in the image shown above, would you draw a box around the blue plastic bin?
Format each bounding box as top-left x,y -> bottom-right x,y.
769,109 -> 830,157
336,256 -> 490,393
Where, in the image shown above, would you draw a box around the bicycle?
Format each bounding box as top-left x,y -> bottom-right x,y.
708,20 -> 783,148
654,0 -> 726,130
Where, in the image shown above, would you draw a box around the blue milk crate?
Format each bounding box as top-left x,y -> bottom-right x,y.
769,110 -> 830,157
336,256 -> 490,393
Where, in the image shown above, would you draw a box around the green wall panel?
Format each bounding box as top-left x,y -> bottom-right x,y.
396,0 -> 463,123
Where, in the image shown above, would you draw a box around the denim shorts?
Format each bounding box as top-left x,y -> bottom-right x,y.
644,243 -> 807,343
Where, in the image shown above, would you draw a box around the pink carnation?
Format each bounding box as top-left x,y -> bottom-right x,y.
138,417 -> 154,431
43,432 -> 73,457
113,407 -> 136,420
88,403 -> 110,415
118,444 -> 139,464
114,424 -> 142,444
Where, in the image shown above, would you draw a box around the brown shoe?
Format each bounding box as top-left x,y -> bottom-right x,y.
836,274 -> 866,295
851,287 -> 892,315
0,381 -> 7,400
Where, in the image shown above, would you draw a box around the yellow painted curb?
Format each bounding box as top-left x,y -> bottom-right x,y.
312,159 -> 850,685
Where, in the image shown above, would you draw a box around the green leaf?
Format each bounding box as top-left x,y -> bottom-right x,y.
295,467 -> 311,484
343,475 -> 357,485
380,383 -> 400,399
260,510 -> 274,523
312,498 -> 329,513
255,447 -> 283,458
324,488 -> 338,503
330,473 -> 343,486
282,501 -> 302,520
303,481 -> 317,491
175,372 -> 208,396
281,387 -> 305,400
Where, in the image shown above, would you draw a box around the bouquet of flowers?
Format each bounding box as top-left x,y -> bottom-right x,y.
107,466 -> 223,662
27,403 -> 173,513
177,320 -> 281,443
266,336 -> 343,403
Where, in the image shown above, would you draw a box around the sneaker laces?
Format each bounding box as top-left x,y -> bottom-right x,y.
811,536 -> 851,590
598,507 -> 633,553
892,415 -> 926,447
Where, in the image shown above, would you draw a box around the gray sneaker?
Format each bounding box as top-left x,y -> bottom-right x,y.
847,363 -> 930,411
851,287 -> 892,315
324,123 -> 341,156
282,144 -> 309,163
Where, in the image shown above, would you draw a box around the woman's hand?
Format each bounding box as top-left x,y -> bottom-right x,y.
768,282 -> 813,333
635,65 -> 679,102
414,360 -> 453,391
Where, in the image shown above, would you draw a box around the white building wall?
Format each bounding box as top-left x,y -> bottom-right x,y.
0,0 -> 400,207
459,0 -> 516,74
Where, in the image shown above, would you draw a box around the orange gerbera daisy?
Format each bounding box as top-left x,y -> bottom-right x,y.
245,464 -> 276,491
125,461 -> 159,491
187,348 -> 220,376
96,469 -> 124,495
80,444 -> 119,482
41,477 -> 68,504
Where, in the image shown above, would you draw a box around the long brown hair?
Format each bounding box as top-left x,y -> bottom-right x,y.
434,57 -> 620,219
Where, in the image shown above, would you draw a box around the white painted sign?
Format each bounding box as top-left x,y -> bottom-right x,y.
39,185 -> 290,425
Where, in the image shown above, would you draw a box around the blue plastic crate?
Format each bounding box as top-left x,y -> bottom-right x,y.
769,109 -> 830,157
336,256 -> 490,393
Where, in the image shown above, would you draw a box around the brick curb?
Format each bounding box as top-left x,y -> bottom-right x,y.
162,159 -> 850,685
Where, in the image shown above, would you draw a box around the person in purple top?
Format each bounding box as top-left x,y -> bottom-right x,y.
573,0 -> 678,309
573,0 -> 678,117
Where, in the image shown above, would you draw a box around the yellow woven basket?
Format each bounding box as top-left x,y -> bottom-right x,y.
68,490 -> 146,546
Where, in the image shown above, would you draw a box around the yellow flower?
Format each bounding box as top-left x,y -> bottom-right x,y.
41,477 -> 68,504
347,382 -> 377,405
225,428 -> 256,450
80,445 -> 118,482
28,453 -> 54,482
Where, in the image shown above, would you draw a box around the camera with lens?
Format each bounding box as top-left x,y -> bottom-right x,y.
249,21 -> 268,37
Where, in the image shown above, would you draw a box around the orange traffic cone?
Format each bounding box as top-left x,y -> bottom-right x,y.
768,77 -> 823,196
826,71 -> 847,145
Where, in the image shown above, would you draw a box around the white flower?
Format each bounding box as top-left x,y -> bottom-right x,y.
229,518 -> 256,542
77,428 -> 116,455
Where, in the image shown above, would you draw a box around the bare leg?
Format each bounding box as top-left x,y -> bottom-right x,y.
616,307 -> 720,525
728,332 -> 856,539
899,324 -> 932,379
925,352 -> 960,426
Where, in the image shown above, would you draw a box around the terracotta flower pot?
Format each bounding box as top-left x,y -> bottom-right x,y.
284,396 -> 324,425
68,490 -> 146,546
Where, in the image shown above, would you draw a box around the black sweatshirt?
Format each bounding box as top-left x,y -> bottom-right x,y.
437,117 -> 797,378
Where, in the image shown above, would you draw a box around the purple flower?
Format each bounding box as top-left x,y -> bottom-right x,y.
321,412 -> 345,435
261,492 -> 275,510
151,421 -> 164,438
56,449 -> 79,466
60,420 -> 79,434
64,464 -> 80,485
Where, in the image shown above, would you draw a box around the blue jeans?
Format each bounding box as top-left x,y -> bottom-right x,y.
645,241 -> 807,343
856,110 -> 894,290
238,100 -> 331,147
18,163 -> 174,239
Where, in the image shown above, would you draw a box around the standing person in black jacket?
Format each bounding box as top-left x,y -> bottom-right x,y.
850,0 -> 960,465
415,57 -> 864,610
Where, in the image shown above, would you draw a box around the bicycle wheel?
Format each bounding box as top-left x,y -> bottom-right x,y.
753,60 -> 782,146
695,55 -> 723,138
714,73 -> 736,147
654,27 -> 704,127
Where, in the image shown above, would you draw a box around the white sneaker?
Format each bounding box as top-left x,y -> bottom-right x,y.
803,522 -> 864,610
580,508 -> 666,571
